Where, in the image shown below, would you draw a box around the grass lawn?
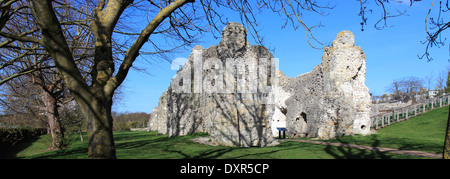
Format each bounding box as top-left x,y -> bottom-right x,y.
326,105 -> 448,154
6,106 -> 448,159
9,131 -> 428,159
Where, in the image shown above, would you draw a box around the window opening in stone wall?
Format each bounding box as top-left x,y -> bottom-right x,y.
280,107 -> 287,115
301,112 -> 307,123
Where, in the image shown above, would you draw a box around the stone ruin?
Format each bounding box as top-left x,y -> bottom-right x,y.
280,31 -> 371,139
146,22 -> 371,147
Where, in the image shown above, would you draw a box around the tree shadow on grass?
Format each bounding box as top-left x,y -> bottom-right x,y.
115,136 -> 169,150
165,148 -> 234,159
165,146 -> 284,159
30,146 -> 88,159
323,135 -> 439,159
324,135 -> 392,159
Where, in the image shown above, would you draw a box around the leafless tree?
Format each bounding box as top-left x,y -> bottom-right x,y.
387,79 -> 403,101
0,0 -> 95,149
388,77 -> 423,103
425,71 -> 434,91
437,70 -> 446,93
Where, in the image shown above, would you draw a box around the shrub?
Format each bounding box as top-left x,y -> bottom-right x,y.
0,127 -> 46,146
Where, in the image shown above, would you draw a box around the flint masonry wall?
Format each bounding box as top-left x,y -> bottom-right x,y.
279,31 -> 371,139
147,23 -> 372,146
148,22 -> 278,147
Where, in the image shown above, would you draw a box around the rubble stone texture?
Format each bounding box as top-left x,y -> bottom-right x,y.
282,31 -> 371,139
147,22 -> 371,146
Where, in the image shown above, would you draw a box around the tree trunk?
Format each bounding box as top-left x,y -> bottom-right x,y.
42,89 -> 64,149
78,94 -> 116,159
444,107 -> 450,159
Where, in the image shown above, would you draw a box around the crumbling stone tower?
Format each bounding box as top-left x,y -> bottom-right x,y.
279,31 -> 371,139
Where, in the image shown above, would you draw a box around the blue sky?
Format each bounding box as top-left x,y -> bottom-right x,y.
113,0 -> 449,113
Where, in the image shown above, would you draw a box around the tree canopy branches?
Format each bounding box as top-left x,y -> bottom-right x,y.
418,0 -> 450,62
1,0 -> 449,158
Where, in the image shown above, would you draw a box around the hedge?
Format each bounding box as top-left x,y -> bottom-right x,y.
0,127 -> 47,146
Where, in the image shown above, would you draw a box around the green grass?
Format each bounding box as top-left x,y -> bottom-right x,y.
5,106 -> 448,159
326,105 -> 449,154
10,131 -> 427,159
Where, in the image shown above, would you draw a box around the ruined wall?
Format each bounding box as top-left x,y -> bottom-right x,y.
281,31 -> 371,139
147,22 -> 278,147
147,23 -> 372,146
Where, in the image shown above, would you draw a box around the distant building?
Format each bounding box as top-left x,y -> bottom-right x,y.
428,90 -> 439,98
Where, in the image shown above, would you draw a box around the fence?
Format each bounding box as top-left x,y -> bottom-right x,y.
370,94 -> 450,130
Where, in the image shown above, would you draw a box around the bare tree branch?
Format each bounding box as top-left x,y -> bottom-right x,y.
418,0 -> 449,62
112,0 -> 195,95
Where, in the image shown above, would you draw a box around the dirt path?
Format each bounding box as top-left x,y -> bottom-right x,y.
287,139 -> 441,158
